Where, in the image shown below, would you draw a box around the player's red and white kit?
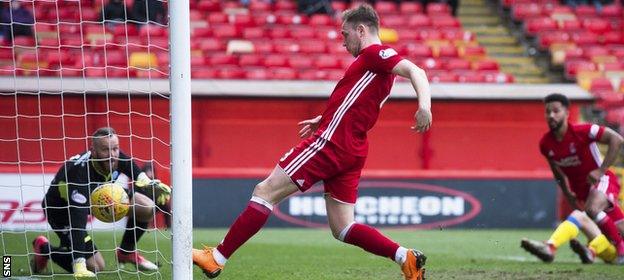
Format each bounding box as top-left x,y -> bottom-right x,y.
539,123 -> 621,203
279,44 -> 402,204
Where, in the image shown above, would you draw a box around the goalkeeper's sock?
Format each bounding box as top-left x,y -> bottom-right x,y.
120,216 -> 148,252
589,234 -> 617,263
593,211 -> 624,254
547,216 -> 580,248
342,223 -> 400,261
49,248 -> 74,273
216,196 -> 272,259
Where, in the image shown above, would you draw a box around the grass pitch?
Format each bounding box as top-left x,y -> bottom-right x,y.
1,228 -> 622,279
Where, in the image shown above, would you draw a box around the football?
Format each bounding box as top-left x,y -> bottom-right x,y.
90,183 -> 130,223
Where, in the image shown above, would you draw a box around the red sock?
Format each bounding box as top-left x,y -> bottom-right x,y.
607,205 -> 624,224
596,214 -> 624,254
343,223 -> 400,260
216,201 -> 271,258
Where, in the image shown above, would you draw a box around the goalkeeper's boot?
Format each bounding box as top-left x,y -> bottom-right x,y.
193,246 -> 224,278
520,238 -> 554,263
569,239 -> 595,264
401,249 -> 426,280
31,235 -> 49,273
72,258 -> 96,278
116,249 -> 159,271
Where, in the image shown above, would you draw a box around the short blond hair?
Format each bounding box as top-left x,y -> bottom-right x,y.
342,4 -> 379,32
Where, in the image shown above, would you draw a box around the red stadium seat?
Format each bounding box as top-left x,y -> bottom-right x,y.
560,19 -> 582,32
582,18 -> 611,33
309,14 -> 333,26
432,16 -> 461,28
326,69 -> 344,80
375,1 -> 398,14
218,67 -> 245,79
418,58 -> 443,70
199,38 -> 226,52
511,3 -> 543,21
564,60 -> 596,80
263,54 -> 289,67
537,31 -> 570,50
590,77 -> 614,92
326,42 -> 346,54
407,15 -> 432,28
275,0 -> 297,11
315,27 -> 340,41
277,13 -> 307,25
299,40 -> 326,54
405,44 -> 432,58
207,53 -> 238,66
314,56 -> 340,69
382,16 -> 407,28
288,56 -> 314,69
426,3 -> 450,15
582,46 -> 609,59
603,32 -> 623,45
211,24 -> 240,39
273,40 -> 300,53
299,69 -> 327,80
192,67 -> 218,79
190,56 -> 206,67
429,70 -> 459,83
331,1 -> 347,12
271,67 -> 297,80
525,17 -> 557,36
269,26 -> 291,39
571,31 -> 599,46
239,54 -> 264,67
456,70 -> 486,83
400,2 -> 423,14
575,5 -> 596,17
232,14 -> 255,27
601,5 -> 623,18
418,29 -> 443,40
249,1 -> 271,11
193,27 -> 213,38
472,60 -> 500,71
564,47 -> 584,61
245,67 -> 272,80
250,40 -> 272,53
289,26 -> 316,40
197,0 -> 221,12
445,58 -> 471,70
437,45 -> 458,58
396,28 -> 421,41
242,27 -> 267,39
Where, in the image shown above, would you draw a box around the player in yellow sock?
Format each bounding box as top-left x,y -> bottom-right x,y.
522,209 -> 617,264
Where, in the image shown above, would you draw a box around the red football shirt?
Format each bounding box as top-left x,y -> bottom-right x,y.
313,44 -> 403,157
539,123 -> 612,201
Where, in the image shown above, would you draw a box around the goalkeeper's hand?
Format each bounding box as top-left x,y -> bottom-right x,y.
73,258 -> 96,278
135,172 -> 171,205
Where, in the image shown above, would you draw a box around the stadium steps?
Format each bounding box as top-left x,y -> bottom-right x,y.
458,0 -> 549,83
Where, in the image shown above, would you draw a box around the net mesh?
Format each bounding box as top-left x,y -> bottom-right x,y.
0,0 -> 172,278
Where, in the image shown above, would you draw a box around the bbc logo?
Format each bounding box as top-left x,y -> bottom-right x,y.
2,256 -> 10,277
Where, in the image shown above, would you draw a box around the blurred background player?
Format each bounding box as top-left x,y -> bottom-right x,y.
521,93 -> 624,264
193,4 -> 431,280
30,127 -> 171,277
522,209 -> 618,264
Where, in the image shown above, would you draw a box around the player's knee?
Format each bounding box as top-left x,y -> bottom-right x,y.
332,222 -> 355,242
252,180 -> 277,202
569,209 -> 587,221
585,206 -> 601,219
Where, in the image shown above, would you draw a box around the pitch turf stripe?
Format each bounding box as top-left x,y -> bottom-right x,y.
284,137 -> 327,175
321,71 -> 375,141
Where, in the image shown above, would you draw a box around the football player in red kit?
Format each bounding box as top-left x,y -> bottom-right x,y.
522,93 -> 624,264
193,4 -> 432,280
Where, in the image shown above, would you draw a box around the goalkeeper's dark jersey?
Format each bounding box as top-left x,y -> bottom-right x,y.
44,151 -> 141,259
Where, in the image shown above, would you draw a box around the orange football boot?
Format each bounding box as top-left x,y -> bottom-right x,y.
401,249 -> 426,280
192,246 -> 224,278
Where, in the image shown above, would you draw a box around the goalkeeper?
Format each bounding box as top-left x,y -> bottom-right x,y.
30,127 -> 171,277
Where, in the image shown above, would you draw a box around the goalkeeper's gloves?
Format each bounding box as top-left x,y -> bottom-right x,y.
73,258 -> 96,278
135,172 -> 171,205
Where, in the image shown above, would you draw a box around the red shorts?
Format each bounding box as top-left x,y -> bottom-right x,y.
278,136 -> 366,204
591,173 -> 621,206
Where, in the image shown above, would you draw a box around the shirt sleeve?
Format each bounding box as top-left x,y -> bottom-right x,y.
361,45 -> 403,74
576,123 -> 605,143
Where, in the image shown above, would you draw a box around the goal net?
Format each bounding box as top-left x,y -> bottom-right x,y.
0,0 -> 176,278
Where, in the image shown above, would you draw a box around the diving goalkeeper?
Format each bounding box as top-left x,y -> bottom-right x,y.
30,127 -> 171,277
